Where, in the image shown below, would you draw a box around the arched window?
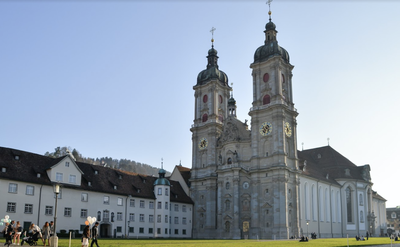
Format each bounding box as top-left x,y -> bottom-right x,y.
203,94 -> 208,103
319,186 -> 324,221
227,158 -> 232,164
331,190 -> 335,223
225,221 -> 230,232
359,194 -> 364,206
263,94 -> 271,105
312,184 -> 317,220
304,183 -> 309,220
97,211 -> 101,221
346,187 -> 353,223
226,182 -> 230,190
202,113 -> 208,122
325,188 -> 330,222
360,210 -> 364,222
337,191 -> 341,223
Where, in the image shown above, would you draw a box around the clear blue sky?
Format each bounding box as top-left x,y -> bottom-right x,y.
1,0 -> 399,207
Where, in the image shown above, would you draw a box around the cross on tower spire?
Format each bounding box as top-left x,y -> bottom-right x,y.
210,27 -> 216,47
267,0 -> 273,21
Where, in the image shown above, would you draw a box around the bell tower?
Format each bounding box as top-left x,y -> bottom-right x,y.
190,28 -> 231,238
248,4 -> 300,239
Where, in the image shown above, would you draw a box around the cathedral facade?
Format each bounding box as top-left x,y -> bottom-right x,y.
189,14 -> 386,239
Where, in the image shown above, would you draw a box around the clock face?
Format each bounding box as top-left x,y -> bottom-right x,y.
259,122 -> 272,136
285,122 -> 292,137
199,138 -> 208,150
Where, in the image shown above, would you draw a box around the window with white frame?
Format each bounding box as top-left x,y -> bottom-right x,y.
45,206 -> 53,215
117,226 -> 122,233
56,172 -> 63,182
64,207 -> 72,217
65,162 -> 70,167
8,183 -> 17,193
157,202 -> 162,209
69,175 -> 76,184
165,215 -> 168,223
140,200 -> 144,208
157,215 -> 161,223
81,209 -> 87,218
165,188 -> 169,196
149,215 -> 154,223
391,212 -> 397,218
182,205 -> 187,212
81,193 -> 88,202
165,202 -> 168,210
117,197 -> 123,206
174,204 -> 179,212
174,217 -> 178,224
149,201 -> 154,209
139,214 -> 144,222
130,199 -> 135,207
158,188 -> 162,195
26,185 -> 34,195
7,202 -> 16,212
182,217 -> 187,225
129,213 -> 135,222
103,196 -> 110,204
117,212 -> 122,221
24,204 -> 33,214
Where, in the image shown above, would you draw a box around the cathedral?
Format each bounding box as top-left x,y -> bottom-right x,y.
189,9 -> 386,239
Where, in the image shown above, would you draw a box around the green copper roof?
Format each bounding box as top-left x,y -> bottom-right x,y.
197,46 -> 229,86
153,168 -> 170,186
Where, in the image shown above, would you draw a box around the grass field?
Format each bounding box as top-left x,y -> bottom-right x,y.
42,237 -> 400,247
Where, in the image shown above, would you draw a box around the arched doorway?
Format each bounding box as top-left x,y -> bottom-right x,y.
100,223 -> 111,238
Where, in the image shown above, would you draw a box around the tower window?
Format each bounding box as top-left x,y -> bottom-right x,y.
202,113 -> 208,122
263,94 -> 271,105
219,95 -> 223,104
203,95 -> 208,103
263,73 -> 269,82
282,74 -> 285,83
227,158 -> 232,164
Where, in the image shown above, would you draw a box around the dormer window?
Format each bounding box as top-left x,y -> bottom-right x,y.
1,167 -> 6,173
345,169 -> 351,176
317,154 -> 321,159
88,182 -> 92,186
114,185 -> 117,190
119,175 -> 122,179
94,170 -> 98,175
14,155 -> 19,160
37,173 -> 41,178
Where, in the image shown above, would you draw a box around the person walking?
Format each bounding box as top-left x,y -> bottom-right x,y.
13,221 -> 22,245
81,225 -> 90,247
42,222 -> 50,246
90,222 -> 99,247
5,221 -> 14,247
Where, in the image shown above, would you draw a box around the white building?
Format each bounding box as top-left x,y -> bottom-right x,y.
0,147 -> 193,238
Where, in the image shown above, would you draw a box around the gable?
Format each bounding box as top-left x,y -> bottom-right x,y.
47,156 -> 83,186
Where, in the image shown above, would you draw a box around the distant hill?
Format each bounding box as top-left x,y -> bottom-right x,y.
44,146 -> 169,177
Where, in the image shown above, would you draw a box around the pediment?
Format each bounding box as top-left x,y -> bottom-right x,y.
197,207 -> 206,212
224,194 -> 232,198
224,214 -> 233,220
262,202 -> 273,208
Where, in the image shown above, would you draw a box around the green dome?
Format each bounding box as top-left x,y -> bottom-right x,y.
228,96 -> 236,106
254,21 -> 290,64
153,168 -> 170,186
197,47 -> 229,86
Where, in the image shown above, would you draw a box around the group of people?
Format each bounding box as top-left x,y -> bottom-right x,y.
82,222 -> 99,247
2,220 -> 54,246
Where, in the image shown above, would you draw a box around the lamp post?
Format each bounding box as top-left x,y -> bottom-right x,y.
306,221 -> 309,238
53,184 -> 60,247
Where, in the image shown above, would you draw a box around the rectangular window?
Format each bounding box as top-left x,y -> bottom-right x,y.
129,227 -> 134,233
26,185 -> 34,195
174,204 -> 179,212
149,201 -> 154,209
157,228 -> 161,234
182,205 -> 186,212
165,228 -> 168,234
140,200 -> 145,208
174,217 -> 178,224
117,212 -> 122,221
165,215 -> 168,223
24,204 -> 33,214
148,228 -> 153,234
65,162 -> 70,167
139,214 -> 144,222
129,213 -> 135,222
117,226 -> 122,233
183,229 -> 186,235
139,228 -> 144,234
8,183 -> 17,193
117,197 -> 123,206
165,188 -> 169,196
157,202 -> 162,209
45,206 -> 53,215
103,196 -> 110,204
69,175 -> 76,184
157,215 -> 161,223
80,209 -> 87,218
56,172 -> 63,182
130,199 -> 135,207
158,188 -> 162,195
174,229 -> 178,235
182,217 -> 187,225
165,202 -> 168,210
81,193 -> 88,202
149,215 -> 154,223
64,207 -> 72,217
7,202 -> 16,213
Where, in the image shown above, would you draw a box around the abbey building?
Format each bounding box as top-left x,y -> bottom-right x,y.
189,14 -> 387,239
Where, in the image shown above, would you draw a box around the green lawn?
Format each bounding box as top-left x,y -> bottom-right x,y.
44,237 -> 400,247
